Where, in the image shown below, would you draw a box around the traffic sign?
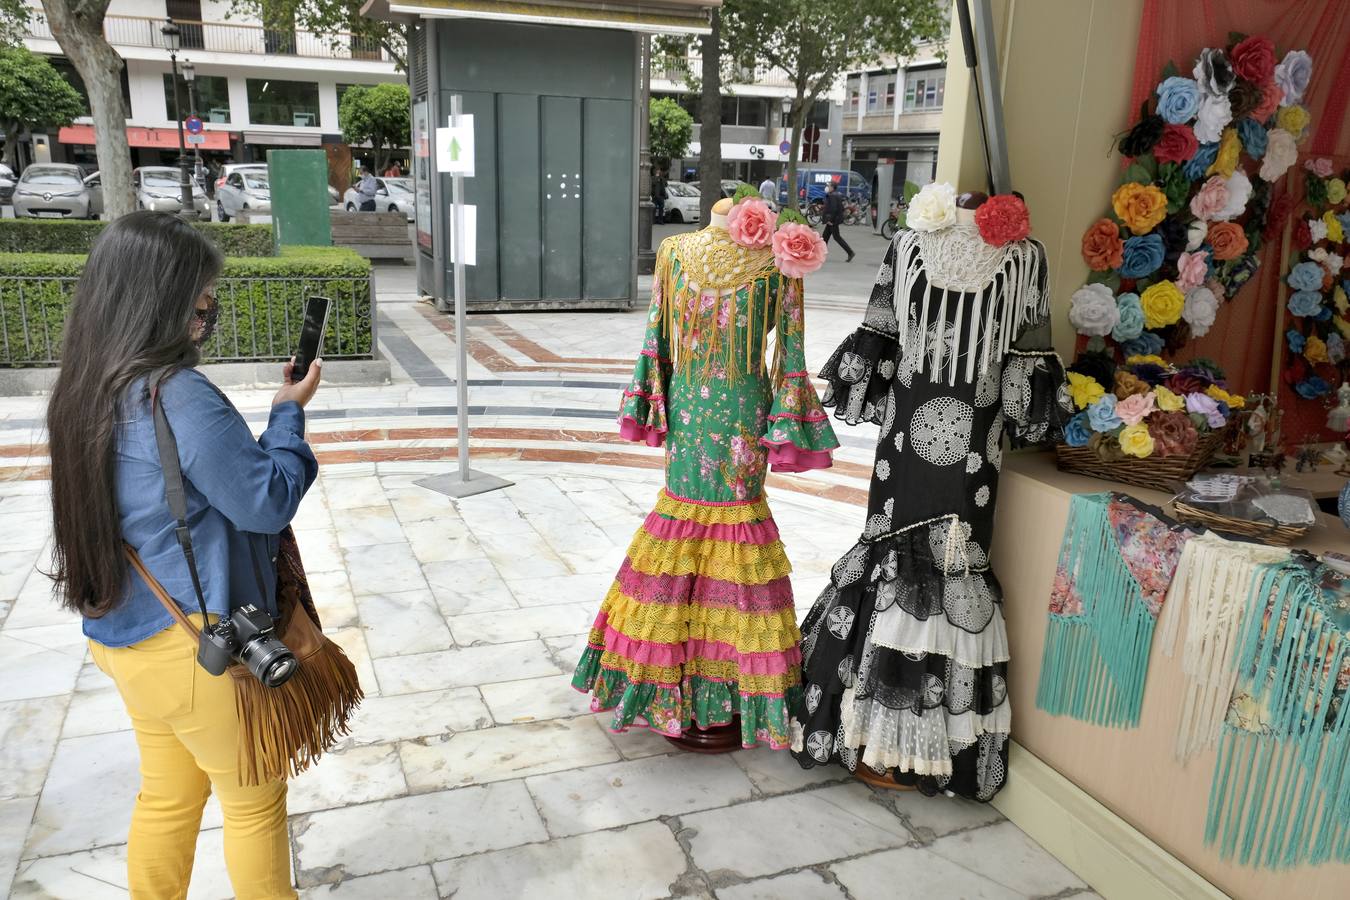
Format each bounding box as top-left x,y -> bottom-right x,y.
779,140 -> 791,155
436,114 -> 475,176
186,133 -> 206,145
185,115 -> 203,134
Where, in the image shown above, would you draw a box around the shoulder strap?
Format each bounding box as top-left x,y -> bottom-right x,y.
124,544 -> 202,639
150,386 -> 213,623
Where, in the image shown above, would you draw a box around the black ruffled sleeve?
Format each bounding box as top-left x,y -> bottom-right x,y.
819,239 -> 901,425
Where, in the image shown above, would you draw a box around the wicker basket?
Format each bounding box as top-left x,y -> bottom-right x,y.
1054,431 -> 1225,493
1172,500 -> 1310,546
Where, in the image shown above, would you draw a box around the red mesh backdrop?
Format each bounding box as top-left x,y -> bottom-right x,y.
1129,0 -> 1350,441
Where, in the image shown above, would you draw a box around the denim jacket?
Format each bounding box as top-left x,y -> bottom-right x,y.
84,368 -> 318,648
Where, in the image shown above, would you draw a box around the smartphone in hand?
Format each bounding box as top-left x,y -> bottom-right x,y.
293,296 -> 332,381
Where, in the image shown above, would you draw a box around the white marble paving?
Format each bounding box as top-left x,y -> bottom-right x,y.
399,716 -> 619,791
717,870 -> 848,900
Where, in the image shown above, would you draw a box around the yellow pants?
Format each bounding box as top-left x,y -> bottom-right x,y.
89,617 -> 297,900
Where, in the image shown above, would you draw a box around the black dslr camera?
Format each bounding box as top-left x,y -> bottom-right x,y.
198,605 -> 298,688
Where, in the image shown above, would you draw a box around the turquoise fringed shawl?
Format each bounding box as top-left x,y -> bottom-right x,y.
1036,492 -> 1189,728
1205,558 -> 1350,869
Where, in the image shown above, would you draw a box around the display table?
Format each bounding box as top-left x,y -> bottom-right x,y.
991,451 -> 1349,900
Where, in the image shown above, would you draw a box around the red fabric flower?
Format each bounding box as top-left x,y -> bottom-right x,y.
1153,123 -> 1199,165
1263,193 -> 1293,241
1252,78 -> 1282,122
1230,35 -> 1276,84
1293,218 -> 1312,251
975,194 -> 1031,247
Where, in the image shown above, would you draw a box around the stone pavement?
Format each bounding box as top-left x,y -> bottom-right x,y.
0,250 -> 1099,899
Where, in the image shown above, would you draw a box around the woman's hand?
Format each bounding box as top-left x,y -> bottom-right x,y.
273,357 -> 322,408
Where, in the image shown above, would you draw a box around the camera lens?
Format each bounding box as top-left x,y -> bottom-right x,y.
238,636 -> 298,688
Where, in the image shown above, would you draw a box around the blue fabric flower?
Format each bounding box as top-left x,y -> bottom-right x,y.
1087,395 -> 1123,433
1184,143 -> 1219,181
1286,329 -> 1306,353
1288,261 -> 1325,292
1288,290 -> 1325,317
1111,292 -> 1145,342
1296,376 -> 1330,399
1200,244 -> 1217,277
1156,76 -> 1202,125
1314,304 -> 1334,322
1235,117 -> 1268,158
1328,332 -> 1346,363
1338,212 -> 1350,235
1121,331 -> 1166,358
1119,234 -> 1165,278
1064,412 -> 1093,447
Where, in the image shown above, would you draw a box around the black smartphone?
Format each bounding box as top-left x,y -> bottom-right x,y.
293,296 -> 331,382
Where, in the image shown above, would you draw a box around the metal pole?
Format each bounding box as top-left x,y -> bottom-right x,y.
169,52 -> 193,219
968,0 -> 1012,195
636,34 -> 655,275
187,78 -> 201,168
450,94 -> 469,483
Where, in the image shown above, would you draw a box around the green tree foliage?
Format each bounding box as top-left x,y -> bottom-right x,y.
649,97 -> 693,166
0,0 -> 31,47
229,0 -> 408,71
0,46 -> 85,168
723,0 -> 948,209
338,82 -> 411,173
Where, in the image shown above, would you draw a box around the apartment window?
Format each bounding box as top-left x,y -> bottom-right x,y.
246,78 -> 319,127
738,98 -> 767,127
846,77 -> 860,112
867,75 -> 895,112
807,100 -> 831,129
904,69 -> 946,111
163,73 -> 231,124
720,96 -> 738,126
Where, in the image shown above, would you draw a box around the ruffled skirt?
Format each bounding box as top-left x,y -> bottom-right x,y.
573,489 -> 803,748
790,520 -> 1011,801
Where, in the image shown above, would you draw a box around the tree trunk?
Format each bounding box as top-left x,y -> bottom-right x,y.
41,0 -> 133,220
697,10 -> 721,224
784,82 -> 807,215
1,122 -> 19,170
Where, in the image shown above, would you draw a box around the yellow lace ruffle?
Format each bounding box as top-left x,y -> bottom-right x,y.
626,531 -> 791,586
595,589 -> 799,652
652,490 -> 771,525
596,649 -> 800,696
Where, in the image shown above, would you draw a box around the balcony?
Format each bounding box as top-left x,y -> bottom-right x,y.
25,14 -> 392,63
652,55 -> 793,89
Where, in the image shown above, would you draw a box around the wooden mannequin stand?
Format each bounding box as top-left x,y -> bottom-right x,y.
665,718 -> 742,754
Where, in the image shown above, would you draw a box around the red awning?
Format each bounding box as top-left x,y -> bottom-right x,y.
58,125 -> 233,151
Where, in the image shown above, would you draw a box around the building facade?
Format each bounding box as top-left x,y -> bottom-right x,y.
18,0 -> 403,178
842,44 -> 946,201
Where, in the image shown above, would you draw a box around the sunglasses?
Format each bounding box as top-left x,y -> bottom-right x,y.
193,293 -> 218,321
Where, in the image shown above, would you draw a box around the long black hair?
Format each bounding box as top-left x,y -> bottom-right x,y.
47,211 -> 223,616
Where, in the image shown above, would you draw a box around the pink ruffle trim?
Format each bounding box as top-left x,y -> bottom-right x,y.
618,416 -> 666,447
594,627 -> 802,676
641,510 -> 780,545
761,439 -> 833,473
767,411 -> 829,423
613,559 -> 794,611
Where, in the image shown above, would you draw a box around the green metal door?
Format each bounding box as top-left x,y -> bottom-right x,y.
541,96 -> 583,301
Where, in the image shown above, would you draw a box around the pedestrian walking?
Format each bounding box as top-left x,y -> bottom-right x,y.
759,174 -> 777,205
653,168 -> 669,224
821,181 -> 855,262
383,161 -> 402,178
356,166 -> 378,212
44,212 -> 334,899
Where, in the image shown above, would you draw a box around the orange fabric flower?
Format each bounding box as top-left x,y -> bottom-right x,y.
1114,371 -> 1150,399
1207,221 -> 1250,261
1081,218 -> 1125,270
1112,182 -> 1168,235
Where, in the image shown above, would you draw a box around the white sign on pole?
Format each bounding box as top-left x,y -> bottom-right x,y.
446,204 -> 477,267
436,114 -> 475,175
186,133 -> 206,145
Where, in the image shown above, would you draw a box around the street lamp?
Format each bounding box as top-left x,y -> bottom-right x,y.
181,60 -> 202,172
161,20 -> 195,219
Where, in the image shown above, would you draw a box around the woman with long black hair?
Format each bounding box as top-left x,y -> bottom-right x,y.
46,211 -> 321,898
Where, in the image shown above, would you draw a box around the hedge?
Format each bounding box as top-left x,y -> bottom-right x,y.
0,246 -> 373,366
0,218 -> 274,257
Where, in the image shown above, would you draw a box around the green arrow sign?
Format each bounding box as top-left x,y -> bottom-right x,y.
449,137 -> 461,161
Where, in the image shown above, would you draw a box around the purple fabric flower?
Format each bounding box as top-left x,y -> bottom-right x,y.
1185,391 -> 1226,428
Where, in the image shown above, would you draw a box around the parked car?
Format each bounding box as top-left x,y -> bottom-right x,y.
11,164 -> 93,218
84,167 -> 210,220
216,169 -> 271,221
343,176 -> 414,219
0,163 -> 15,205
214,162 -> 266,196
663,180 -> 701,224
328,184 -> 340,206
778,168 -> 871,208
720,179 -> 753,199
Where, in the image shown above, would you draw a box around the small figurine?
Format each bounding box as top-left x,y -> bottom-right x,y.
1328,381 -> 1350,433
1295,444 -> 1322,473
1246,398 -> 1269,455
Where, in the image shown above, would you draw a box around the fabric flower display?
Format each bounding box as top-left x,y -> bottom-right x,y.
905,181 -> 957,232
1174,250 -> 1208,290
1140,280 -> 1185,328
1119,234 -> 1165,278
1259,129 -> 1298,181
1063,412 -> 1093,447
1182,286 -> 1219,337
1189,176 -> 1229,221
1067,372 -> 1105,410
771,223 -> 827,277
726,198 -> 776,249
1112,182 -> 1168,235
1118,423 -> 1156,458
974,193 -> 1031,246
1111,292 -> 1145,341
1275,49 -> 1312,104
1155,76 -> 1201,124
1081,218 -> 1125,270
1154,123 -> 1199,164
1087,394 -> 1123,432
1069,283 -> 1120,336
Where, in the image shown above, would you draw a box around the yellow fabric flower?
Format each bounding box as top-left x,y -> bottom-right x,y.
1140,280 -> 1185,328
1112,182 -> 1169,235
1324,210 -> 1344,243
1119,423 -> 1155,458
1277,104 -> 1310,139
1328,178 -> 1348,205
1067,372 -> 1106,410
1335,315 -> 1350,338
1204,385 -> 1245,408
1335,285 -> 1349,313
1208,127 -> 1241,178
1226,392 -> 1245,409
1304,335 -> 1330,363
1154,385 -> 1185,411
1125,354 -> 1168,367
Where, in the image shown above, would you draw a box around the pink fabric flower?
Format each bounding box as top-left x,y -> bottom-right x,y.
772,223 -> 828,277
726,198 -> 776,249
1305,157 -> 1335,178
1175,250 -> 1209,291
1116,391 -> 1157,426
1189,176 -> 1230,222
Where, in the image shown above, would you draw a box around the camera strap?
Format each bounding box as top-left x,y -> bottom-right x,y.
149,385 -> 272,623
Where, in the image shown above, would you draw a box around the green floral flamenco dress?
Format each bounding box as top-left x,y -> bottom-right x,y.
573,212 -> 838,748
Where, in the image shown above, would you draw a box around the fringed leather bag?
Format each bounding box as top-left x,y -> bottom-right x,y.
126,389 -> 362,786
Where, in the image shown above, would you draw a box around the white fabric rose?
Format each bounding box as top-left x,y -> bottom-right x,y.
1275,49 -> 1313,106
1310,247 -> 1329,262
1194,93 -> 1232,143
1214,169 -> 1252,221
1186,220 -> 1208,251
1310,217 -> 1329,243
1182,286 -> 1219,337
906,181 -> 958,233
1068,283 -> 1121,337
1325,253 -> 1344,276
1259,128 -> 1298,182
